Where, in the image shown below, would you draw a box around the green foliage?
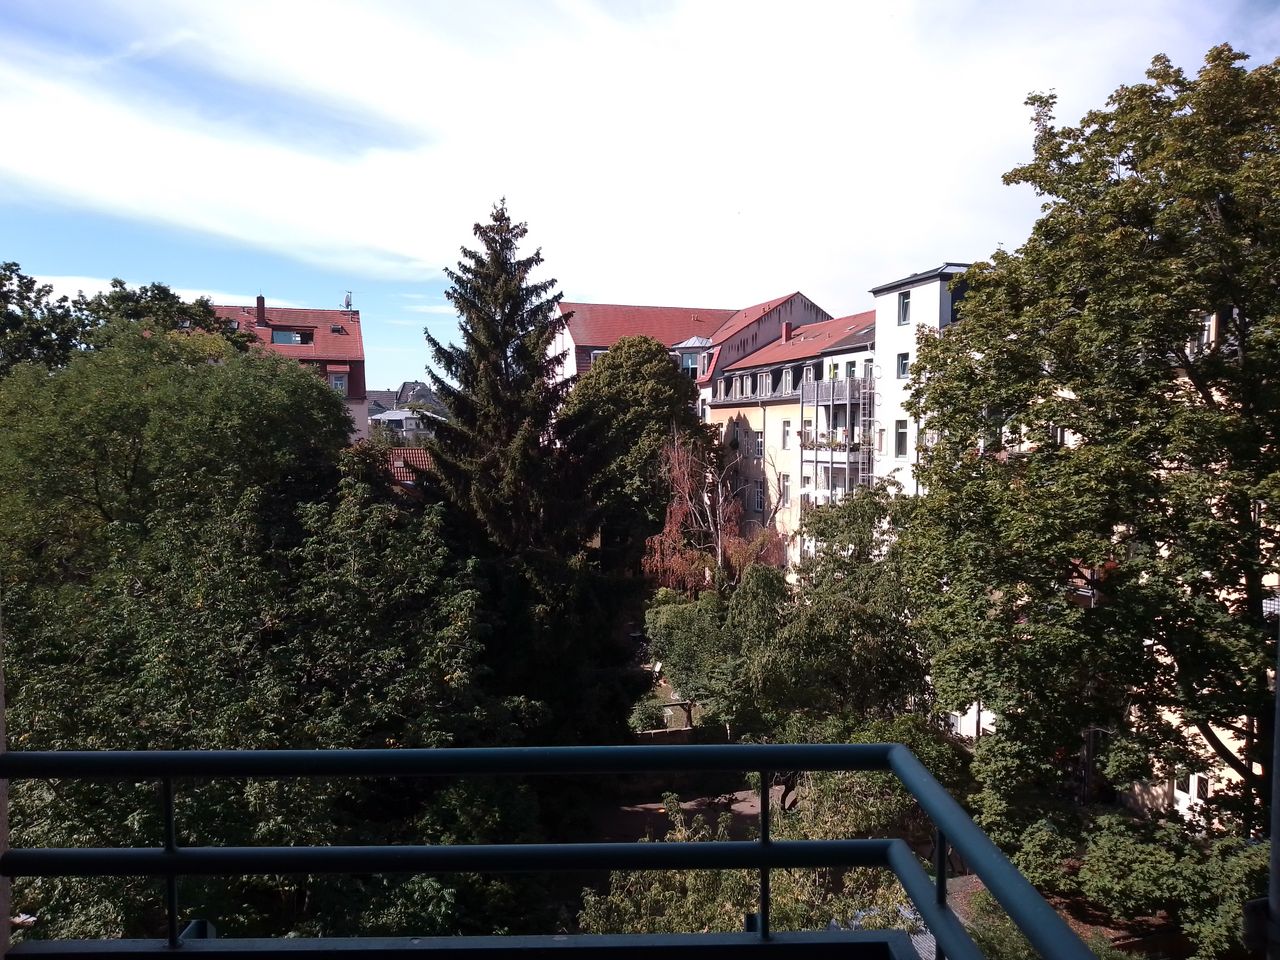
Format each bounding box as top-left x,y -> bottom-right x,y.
644,485 -> 930,738
0,262 -> 83,375
579,794 -> 914,936
560,335 -> 702,568
907,44 -> 1280,837
965,891 -> 1131,960
425,200 -> 590,557
629,698 -> 670,732
1011,818 -> 1079,894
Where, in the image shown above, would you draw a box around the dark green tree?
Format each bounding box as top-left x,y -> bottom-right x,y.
560,335 -> 703,569
908,44 -> 1280,840
0,262 -> 83,375
423,201 -> 638,746
425,200 -> 592,557
75,278 -> 256,350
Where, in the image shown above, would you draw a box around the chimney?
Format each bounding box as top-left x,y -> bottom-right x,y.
782,321 -> 792,342
256,294 -> 266,326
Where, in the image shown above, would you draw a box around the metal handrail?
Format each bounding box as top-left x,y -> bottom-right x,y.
0,743 -> 1094,960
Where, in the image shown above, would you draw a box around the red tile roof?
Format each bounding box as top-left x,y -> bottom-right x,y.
709,292 -> 801,343
212,303 -> 365,363
559,302 -> 737,350
387,447 -> 433,483
723,310 -> 874,370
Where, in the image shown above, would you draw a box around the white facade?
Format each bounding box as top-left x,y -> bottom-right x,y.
869,264 -> 968,494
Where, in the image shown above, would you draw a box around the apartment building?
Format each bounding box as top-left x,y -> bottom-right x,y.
869,264 -> 970,494
213,295 -> 369,440
551,301 -> 737,381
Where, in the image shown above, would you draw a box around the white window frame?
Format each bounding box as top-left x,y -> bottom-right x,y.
758,372 -> 769,396
755,431 -> 764,458
782,368 -> 793,393
780,473 -> 791,507
329,373 -> 347,394
894,420 -> 908,458
781,420 -> 791,450
898,290 -> 911,326
804,365 -> 814,383
896,352 -> 910,379
754,478 -> 765,512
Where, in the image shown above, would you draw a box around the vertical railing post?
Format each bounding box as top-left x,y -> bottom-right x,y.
162,779 -> 179,949
934,826 -> 948,960
758,770 -> 770,941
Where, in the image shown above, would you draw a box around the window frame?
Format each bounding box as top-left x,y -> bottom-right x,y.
898,290 -> 911,326
781,420 -> 791,450
896,352 -> 910,379
894,420 -> 908,458
780,473 -> 791,507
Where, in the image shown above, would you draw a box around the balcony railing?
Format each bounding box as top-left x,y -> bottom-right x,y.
0,744 -> 1092,959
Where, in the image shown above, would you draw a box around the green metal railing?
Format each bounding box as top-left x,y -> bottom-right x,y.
0,743 -> 1094,959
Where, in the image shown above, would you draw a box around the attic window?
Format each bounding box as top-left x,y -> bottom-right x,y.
331,324 -> 345,334
272,329 -> 314,345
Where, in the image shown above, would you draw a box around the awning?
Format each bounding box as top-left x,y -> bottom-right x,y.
327,364 -> 351,373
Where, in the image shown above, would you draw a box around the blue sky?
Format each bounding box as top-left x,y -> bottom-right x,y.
2,0 -> 1278,387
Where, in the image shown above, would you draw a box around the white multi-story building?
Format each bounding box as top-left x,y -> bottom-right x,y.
868,264 -> 970,493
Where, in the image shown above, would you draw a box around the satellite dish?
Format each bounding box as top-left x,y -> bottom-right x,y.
343,291 -> 353,310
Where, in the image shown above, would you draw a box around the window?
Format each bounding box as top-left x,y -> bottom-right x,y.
329,373 -> 347,394
898,290 -> 911,325
894,420 -> 908,458
682,353 -> 698,378
755,431 -> 764,458
829,364 -> 839,380
782,368 -> 793,393
272,329 -> 310,345
780,473 -> 791,507
1195,775 -> 1210,802
803,365 -> 814,383
876,428 -> 885,453
758,372 -> 769,396
590,349 -> 607,366
803,419 -> 813,444
754,479 -> 765,512
845,361 -> 857,379
896,352 -> 910,379
863,358 -> 873,379
782,420 -> 791,449
1175,774 -> 1190,795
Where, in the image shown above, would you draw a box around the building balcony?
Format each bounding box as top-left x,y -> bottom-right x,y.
0,744 -> 1091,959
801,377 -> 874,405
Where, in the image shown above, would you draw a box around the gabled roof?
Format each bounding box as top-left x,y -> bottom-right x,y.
368,389 -> 398,413
558,302 -> 737,350
723,311 -> 874,371
868,263 -> 970,296
212,303 -> 365,362
710,292 -> 801,343
387,447 -> 432,484
822,311 -> 876,354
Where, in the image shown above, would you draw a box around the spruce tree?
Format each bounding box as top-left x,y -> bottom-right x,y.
424,202 -> 635,746
425,200 -> 592,557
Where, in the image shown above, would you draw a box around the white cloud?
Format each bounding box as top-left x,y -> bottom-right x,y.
34,275 -> 302,307
5,1 -> 1279,311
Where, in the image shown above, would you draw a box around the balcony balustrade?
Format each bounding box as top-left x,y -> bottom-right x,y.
0,743 -> 1092,959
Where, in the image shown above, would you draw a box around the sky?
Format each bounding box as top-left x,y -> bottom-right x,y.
2,1 -> 1279,388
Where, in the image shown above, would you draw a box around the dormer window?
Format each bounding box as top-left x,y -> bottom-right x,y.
803,365 -> 814,384
782,368 -> 793,393
271,329 -> 313,345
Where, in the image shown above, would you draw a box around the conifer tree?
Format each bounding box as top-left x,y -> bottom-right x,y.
425,200 -> 592,557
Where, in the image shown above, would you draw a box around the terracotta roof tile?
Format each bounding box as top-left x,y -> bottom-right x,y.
559,302 -> 737,350
213,304 -> 365,363
387,447 -> 433,484
723,310 -> 874,370
710,292 -> 801,343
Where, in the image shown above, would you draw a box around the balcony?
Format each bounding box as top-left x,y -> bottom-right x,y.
0,744 -> 1091,959
801,377 -> 874,406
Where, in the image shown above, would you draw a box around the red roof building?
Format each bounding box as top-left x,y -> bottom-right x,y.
551,301 -> 737,379
212,296 -> 369,440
